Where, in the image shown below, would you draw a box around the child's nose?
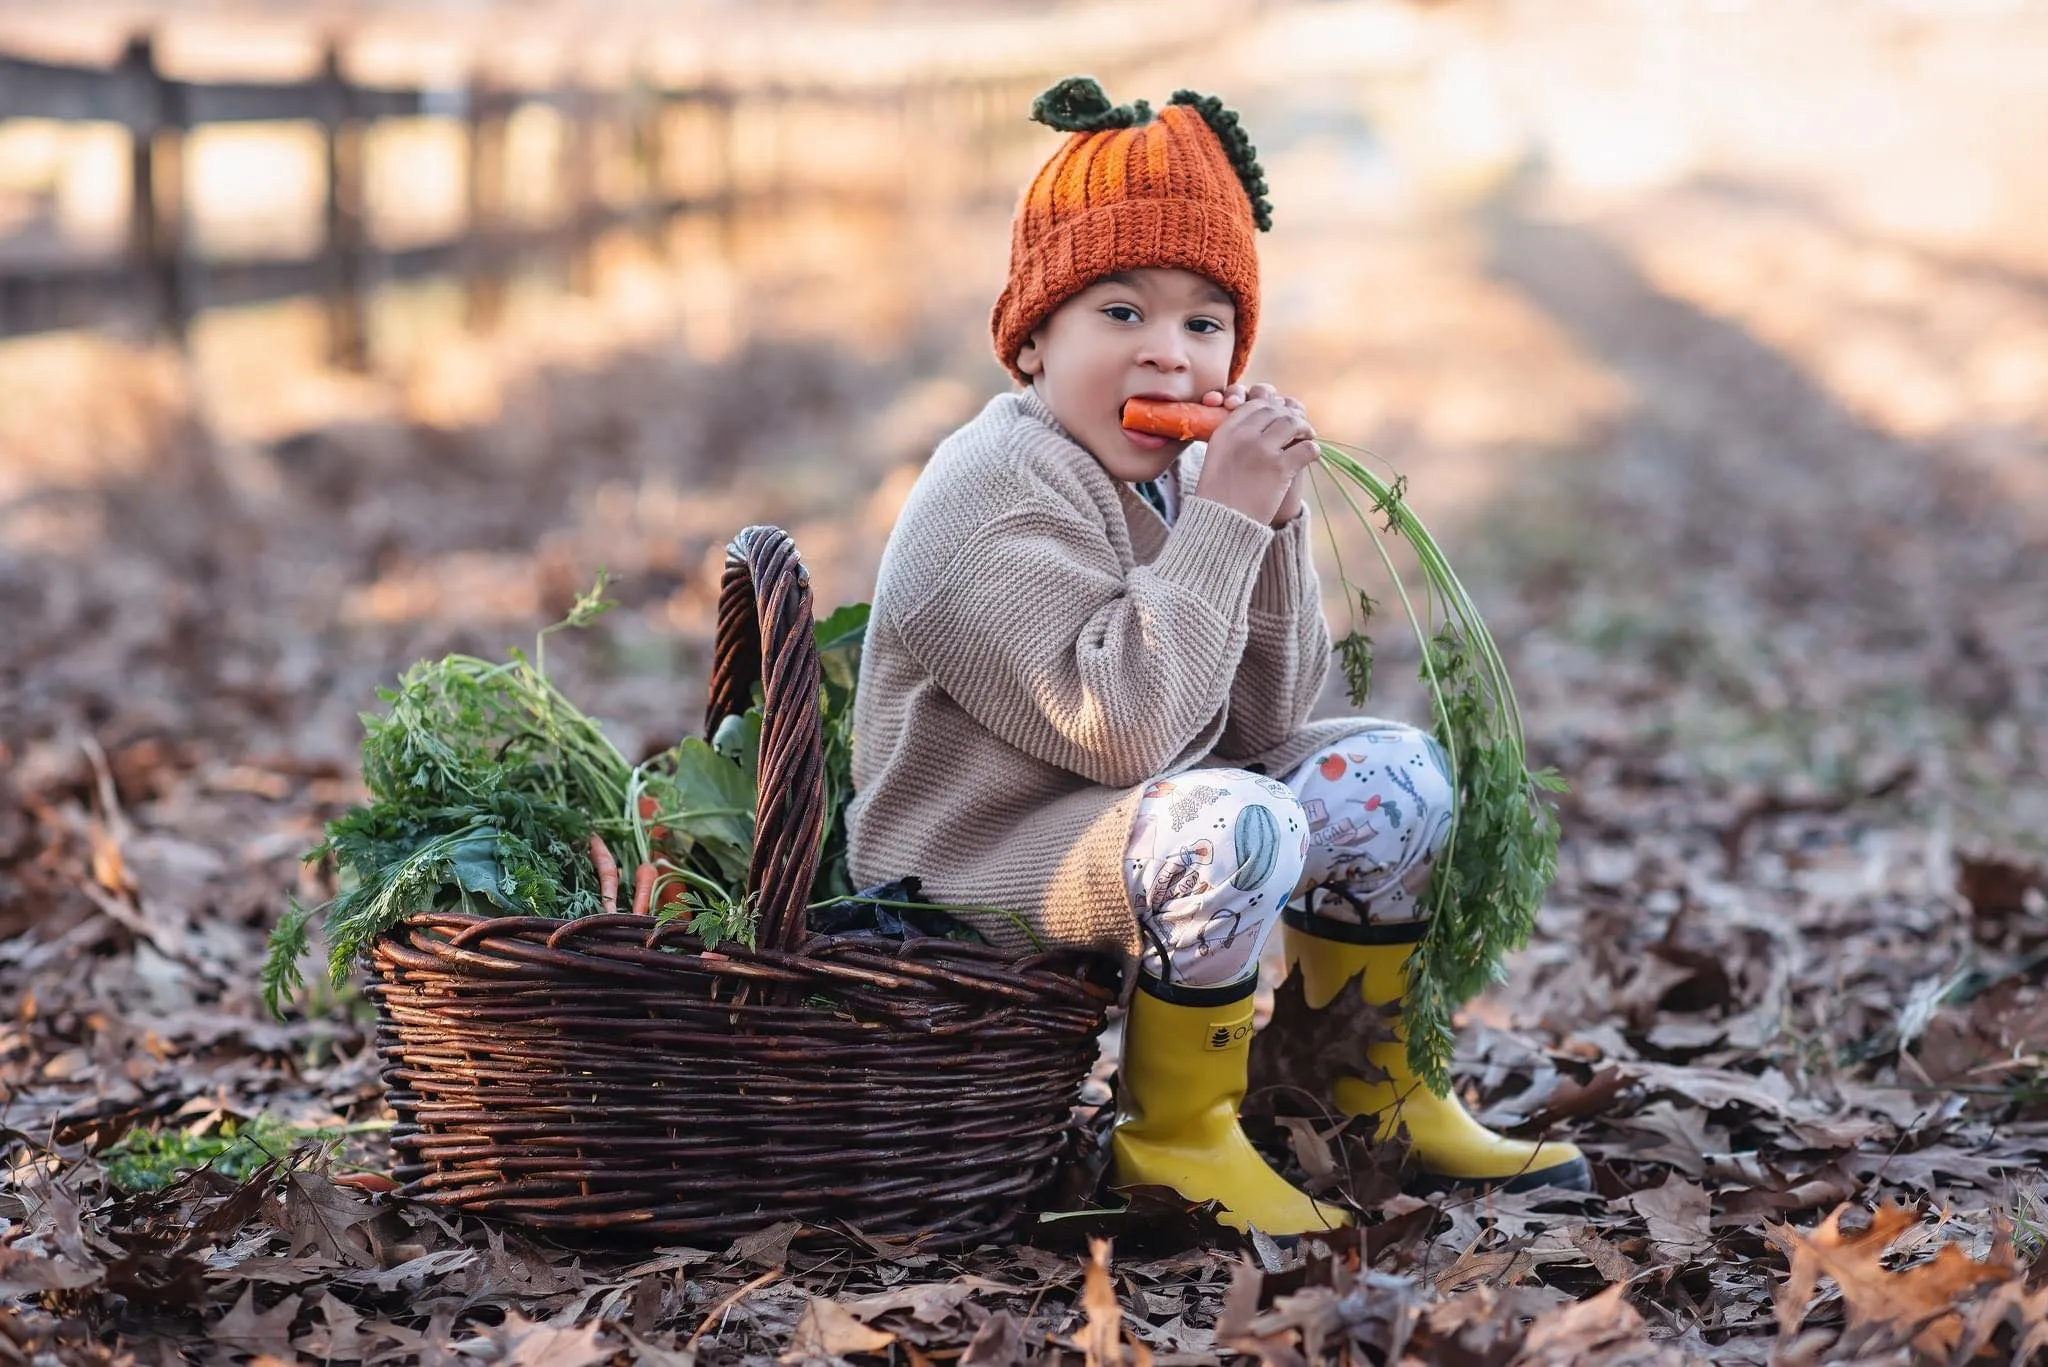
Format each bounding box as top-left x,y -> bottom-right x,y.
1135,325 -> 1191,371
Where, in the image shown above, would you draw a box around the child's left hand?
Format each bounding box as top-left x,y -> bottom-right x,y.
1204,383 -> 1312,526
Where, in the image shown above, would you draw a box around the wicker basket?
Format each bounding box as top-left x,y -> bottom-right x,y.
367,526 -> 1120,1247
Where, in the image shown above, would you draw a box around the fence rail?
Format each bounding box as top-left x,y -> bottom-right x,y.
0,34 -> 1052,361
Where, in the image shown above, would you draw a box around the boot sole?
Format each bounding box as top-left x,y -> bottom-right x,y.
1409,1153 -> 1593,1196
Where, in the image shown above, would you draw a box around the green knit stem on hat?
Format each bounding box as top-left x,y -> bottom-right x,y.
1169,90 -> 1273,231
1030,76 -> 1153,133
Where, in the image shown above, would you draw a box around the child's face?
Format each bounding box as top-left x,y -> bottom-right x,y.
1015,268 -> 1236,483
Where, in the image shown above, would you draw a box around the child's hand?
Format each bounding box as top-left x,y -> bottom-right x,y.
1191,383 -> 1317,527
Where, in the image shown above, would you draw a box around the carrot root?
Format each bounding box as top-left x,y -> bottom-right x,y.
631,862 -> 657,916
1121,397 -> 1226,442
590,833 -> 619,911
638,794 -> 668,842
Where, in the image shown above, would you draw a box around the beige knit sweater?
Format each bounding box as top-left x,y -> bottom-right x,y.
847,385 -> 1364,956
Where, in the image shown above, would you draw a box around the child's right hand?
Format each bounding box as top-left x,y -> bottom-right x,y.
1188,384 -> 1318,527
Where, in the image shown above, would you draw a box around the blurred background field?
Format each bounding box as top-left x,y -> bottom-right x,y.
4,1 -> 2048,1358
2,0 -> 2042,790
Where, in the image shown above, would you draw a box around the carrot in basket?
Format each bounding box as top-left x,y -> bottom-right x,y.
589,833 -> 619,911
631,862 -> 657,916
638,794 -> 669,842
1122,397 -> 1226,442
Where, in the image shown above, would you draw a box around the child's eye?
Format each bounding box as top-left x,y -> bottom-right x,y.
1187,317 -> 1225,336
1102,305 -> 1141,324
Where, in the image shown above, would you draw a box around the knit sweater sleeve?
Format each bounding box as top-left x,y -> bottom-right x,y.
1214,504 -> 1333,762
895,493 -> 1276,789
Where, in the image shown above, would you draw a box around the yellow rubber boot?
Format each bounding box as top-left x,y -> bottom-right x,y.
1111,975 -> 1349,1235
1282,910 -> 1591,1192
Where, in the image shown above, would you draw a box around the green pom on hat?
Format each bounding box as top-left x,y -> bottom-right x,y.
1022,79 -> 1273,233
1170,89 -> 1273,231
1030,76 -> 1153,133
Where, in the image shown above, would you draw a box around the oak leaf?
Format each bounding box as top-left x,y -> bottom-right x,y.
1245,966 -> 1399,1118
486,1310 -> 614,1367
1770,1202 -> 2019,1359
211,1286 -> 302,1359
781,1296 -> 895,1365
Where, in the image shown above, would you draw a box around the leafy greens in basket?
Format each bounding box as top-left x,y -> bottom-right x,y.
260,577 -> 867,1018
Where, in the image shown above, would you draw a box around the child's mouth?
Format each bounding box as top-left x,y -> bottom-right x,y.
1120,393 -> 1194,452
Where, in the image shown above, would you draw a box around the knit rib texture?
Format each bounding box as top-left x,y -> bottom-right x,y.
846,386 -> 1363,957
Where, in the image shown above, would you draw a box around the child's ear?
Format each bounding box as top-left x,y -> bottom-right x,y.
1015,330 -> 1046,378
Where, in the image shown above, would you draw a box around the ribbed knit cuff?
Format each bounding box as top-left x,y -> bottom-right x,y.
1249,505 -> 1314,614
1147,496 -> 1274,616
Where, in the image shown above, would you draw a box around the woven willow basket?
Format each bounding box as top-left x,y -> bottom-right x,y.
368,526 -> 1120,1246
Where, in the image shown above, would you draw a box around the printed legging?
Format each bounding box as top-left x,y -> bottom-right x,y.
1124,724 -> 1456,988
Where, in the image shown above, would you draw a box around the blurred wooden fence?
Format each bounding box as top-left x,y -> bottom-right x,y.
0,35 -> 1056,365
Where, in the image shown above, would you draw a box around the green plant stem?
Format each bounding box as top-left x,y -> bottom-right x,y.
1309,441 -> 1562,1093
1314,460 -> 1468,927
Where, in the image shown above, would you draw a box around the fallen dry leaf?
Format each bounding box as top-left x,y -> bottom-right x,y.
297,1292 -> 375,1361
1514,1283 -> 1679,1365
1619,1175 -> 1714,1263
211,1285 -> 303,1359
280,1171 -> 381,1266
1770,1201 -> 2022,1359
730,1219 -> 802,1271
0,1246 -> 103,1298
1081,1238 -> 1125,1367
486,1309 -> 615,1367
959,1310 -> 1026,1367
1245,966 -> 1399,1117
781,1295 -> 896,1366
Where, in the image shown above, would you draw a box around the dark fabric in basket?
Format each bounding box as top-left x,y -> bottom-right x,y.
808,876 -> 984,942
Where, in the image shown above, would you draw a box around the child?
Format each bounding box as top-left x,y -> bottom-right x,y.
848,78 -> 1587,1234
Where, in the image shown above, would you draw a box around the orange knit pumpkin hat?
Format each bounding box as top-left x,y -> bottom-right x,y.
992,77 -> 1273,385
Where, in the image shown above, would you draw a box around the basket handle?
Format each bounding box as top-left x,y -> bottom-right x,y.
705,525 -> 825,954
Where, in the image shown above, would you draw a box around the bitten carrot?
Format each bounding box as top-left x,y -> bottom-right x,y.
589,833 -> 619,910
631,862 -> 657,916
1122,397 -> 1226,442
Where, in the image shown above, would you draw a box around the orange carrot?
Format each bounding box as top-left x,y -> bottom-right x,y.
1122,397 -> 1225,442
631,862 -> 657,916
638,794 -> 668,842
589,833 -> 619,910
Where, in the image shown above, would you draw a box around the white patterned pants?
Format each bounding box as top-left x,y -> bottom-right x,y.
1123,724 -> 1456,988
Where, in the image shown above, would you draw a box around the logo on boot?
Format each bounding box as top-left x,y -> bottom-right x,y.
1205,1016 -> 1255,1050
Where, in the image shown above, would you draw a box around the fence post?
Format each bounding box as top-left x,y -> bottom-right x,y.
632,68 -> 667,252
319,39 -> 368,370
464,74 -> 505,330
760,87 -> 790,214
984,77 -> 1011,200
563,86 -> 601,294
893,86 -> 913,212
122,33 -> 188,346
708,84 -> 740,262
